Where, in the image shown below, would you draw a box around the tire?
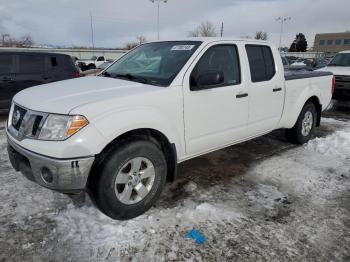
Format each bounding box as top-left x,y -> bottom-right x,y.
90,140 -> 167,220
286,102 -> 317,144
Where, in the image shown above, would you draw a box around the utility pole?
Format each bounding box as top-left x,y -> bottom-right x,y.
220,22 -> 224,37
276,17 -> 291,51
150,0 -> 168,40
90,11 -> 95,55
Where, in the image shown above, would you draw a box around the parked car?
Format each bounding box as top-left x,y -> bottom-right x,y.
81,61 -> 113,76
0,52 -> 80,110
317,50 -> 350,101
290,58 -> 314,70
77,55 -> 107,71
290,57 -> 328,71
285,55 -> 299,64
6,39 -> 333,220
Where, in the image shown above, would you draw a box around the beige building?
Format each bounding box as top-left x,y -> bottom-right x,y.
314,32 -> 350,54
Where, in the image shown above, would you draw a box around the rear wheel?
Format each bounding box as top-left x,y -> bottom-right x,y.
286,102 -> 317,144
90,140 -> 167,220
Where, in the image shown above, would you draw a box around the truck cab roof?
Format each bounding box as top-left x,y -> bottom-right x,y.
149,37 -> 270,45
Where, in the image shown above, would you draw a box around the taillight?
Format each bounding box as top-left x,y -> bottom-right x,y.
74,71 -> 81,78
331,75 -> 335,94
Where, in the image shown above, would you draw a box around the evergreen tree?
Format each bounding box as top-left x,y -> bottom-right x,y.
289,33 -> 308,52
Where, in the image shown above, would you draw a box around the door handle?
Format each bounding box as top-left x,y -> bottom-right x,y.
273,88 -> 282,92
236,93 -> 248,98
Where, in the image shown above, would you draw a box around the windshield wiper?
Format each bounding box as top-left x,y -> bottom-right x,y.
115,73 -> 149,84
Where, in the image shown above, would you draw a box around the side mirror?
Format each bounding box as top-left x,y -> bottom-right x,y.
190,71 -> 225,91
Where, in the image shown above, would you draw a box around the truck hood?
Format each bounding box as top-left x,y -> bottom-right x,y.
14,76 -> 162,114
317,66 -> 350,76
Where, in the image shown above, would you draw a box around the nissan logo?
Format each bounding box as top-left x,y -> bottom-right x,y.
12,110 -> 21,126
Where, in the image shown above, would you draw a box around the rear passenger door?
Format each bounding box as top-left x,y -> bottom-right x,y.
45,55 -> 77,81
45,55 -> 66,81
245,45 -> 284,136
0,54 -> 16,109
15,54 -> 47,93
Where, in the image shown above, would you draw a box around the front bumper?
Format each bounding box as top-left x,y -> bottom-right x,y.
7,135 -> 95,193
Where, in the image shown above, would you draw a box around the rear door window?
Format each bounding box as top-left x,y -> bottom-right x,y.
50,56 -> 58,67
0,54 -> 13,74
246,45 -> 276,82
18,54 -> 45,74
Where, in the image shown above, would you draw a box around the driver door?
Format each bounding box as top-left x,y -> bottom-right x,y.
183,44 -> 249,156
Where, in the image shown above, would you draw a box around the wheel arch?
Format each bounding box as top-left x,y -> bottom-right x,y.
87,128 -> 178,190
280,94 -> 322,129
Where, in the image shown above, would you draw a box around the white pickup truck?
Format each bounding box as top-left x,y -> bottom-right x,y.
317,50 -> 350,101
77,55 -> 107,70
6,39 -> 333,220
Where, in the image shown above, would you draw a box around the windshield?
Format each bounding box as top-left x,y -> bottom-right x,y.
90,56 -> 97,60
103,41 -> 202,86
328,53 -> 350,67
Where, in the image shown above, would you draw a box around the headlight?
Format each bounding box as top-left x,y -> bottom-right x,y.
38,114 -> 89,141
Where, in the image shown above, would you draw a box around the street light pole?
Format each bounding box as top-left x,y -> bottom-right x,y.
150,0 -> 168,40
90,11 -> 95,55
276,17 -> 291,51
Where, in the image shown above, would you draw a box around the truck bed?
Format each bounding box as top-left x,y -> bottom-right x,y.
285,70 -> 333,81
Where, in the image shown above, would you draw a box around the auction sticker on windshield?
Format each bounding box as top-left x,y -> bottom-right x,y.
171,45 -> 195,51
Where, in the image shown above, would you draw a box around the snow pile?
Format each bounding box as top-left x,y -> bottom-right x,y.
1,116 -> 350,261
54,196 -> 242,250
307,129 -> 350,159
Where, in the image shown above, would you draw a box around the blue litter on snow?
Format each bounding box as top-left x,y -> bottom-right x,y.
185,228 -> 207,244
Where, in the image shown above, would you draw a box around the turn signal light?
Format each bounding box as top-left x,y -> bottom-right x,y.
66,116 -> 89,137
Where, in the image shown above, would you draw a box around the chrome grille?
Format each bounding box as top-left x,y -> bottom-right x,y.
8,104 -> 48,141
12,105 -> 27,131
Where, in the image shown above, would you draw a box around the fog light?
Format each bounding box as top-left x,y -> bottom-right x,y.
41,167 -> 54,184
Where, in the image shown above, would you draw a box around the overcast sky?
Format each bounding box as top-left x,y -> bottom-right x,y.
0,0 -> 349,48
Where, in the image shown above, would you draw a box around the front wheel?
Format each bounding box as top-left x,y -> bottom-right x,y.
90,140 -> 167,220
286,102 -> 317,144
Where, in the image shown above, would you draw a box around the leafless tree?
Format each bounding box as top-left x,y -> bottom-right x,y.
189,21 -> 217,37
125,35 -> 147,50
255,31 -> 268,40
0,33 -> 34,47
20,34 -> 34,47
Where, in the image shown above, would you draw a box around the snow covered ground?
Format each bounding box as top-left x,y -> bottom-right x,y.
0,113 -> 349,261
